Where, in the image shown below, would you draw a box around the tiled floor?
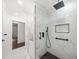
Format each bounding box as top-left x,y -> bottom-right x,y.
40,52 -> 60,59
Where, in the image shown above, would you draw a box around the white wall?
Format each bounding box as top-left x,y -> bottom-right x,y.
36,3 -> 49,58
26,13 -> 35,59
47,0 -> 77,59
3,0 -> 35,59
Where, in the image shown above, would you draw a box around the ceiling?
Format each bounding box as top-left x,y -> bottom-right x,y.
4,0 -> 76,16
4,0 -> 35,16
36,0 -> 57,13
36,0 -> 76,14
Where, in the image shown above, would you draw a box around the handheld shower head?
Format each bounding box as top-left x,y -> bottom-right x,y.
46,27 -> 48,32
46,27 -> 51,48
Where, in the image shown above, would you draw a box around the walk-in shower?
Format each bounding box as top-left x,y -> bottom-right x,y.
35,0 -> 77,59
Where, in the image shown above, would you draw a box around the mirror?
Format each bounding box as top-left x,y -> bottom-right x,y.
55,24 -> 69,33
12,21 -> 25,49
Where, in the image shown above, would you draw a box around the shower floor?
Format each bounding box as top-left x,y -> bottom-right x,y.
40,52 -> 60,59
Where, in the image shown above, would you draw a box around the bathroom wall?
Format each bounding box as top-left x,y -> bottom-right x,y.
36,3 -> 49,58
47,0 -> 77,59
3,0 -> 35,59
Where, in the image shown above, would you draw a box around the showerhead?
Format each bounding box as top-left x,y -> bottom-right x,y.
53,1 -> 64,10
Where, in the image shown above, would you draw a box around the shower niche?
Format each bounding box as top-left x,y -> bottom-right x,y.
55,24 -> 70,33
12,20 -> 25,49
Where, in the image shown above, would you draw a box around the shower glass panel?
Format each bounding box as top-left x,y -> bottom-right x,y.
12,21 -> 25,49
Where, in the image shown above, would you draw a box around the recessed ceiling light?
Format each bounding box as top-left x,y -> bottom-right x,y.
17,0 -> 23,5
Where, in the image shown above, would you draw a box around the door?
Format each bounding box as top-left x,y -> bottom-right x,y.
2,0 -> 12,58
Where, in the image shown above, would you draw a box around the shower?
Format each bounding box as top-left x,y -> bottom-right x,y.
35,0 -> 76,59
40,27 -> 60,59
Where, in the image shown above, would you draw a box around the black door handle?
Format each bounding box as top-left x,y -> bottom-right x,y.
2,39 -> 5,42
4,34 -> 7,36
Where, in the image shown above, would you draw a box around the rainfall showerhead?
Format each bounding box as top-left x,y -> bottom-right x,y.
53,1 -> 64,10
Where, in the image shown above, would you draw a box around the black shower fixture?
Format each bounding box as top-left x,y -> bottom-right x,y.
53,0 -> 64,10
